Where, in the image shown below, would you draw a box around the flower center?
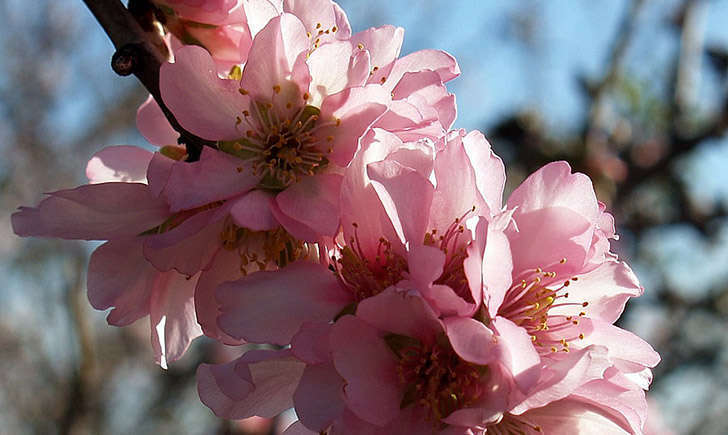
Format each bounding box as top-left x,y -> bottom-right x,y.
220,84 -> 340,191
219,218 -> 310,273
498,260 -> 587,354
385,333 -> 490,424
424,207 -> 476,303
334,223 -> 408,302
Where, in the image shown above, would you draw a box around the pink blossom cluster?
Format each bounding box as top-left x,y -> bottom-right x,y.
12,0 -> 660,433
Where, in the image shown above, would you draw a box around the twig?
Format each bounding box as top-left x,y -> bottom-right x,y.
82,0 -> 215,160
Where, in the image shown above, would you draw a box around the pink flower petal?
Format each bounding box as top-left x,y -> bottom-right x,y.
160,45 -> 250,140
462,130 -> 506,214
355,289 -> 442,343
283,0 -> 352,43
163,147 -> 259,212
143,207 -> 224,275
367,158 -> 434,246
478,218 -> 513,317
508,161 -> 600,228
418,284 -> 474,317
12,183 -> 169,240
318,85 -> 391,167
306,40 -> 362,105
243,0 -> 283,37
351,25 -> 404,85
548,260 -> 642,323
150,271 -> 202,368
291,321 -> 333,365
269,200 -> 319,242
330,315 -> 401,426
217,261 -> 353,345
147,152 -> 176,197
386,49 -> 460,89
406,244 -> 445,287
195,248 -> 247,344
384,142 -> 435,178
429,133 -> 487,233
273,173 -> 342,240
87,238 -> 153,326
392,70 -> 456,130
507,206 -> 594,276
572,376 -> 647,434
491,316 -> 541,393
230,189 -> 278,231
136,95 -> 178,146
511,345 -> 611,413
198,349 -> 306,419
340,128 -> 403,258
444,317 -> 500,365
86,146 -> 152,184
241,13 -> 311,102
576,318 -> 661,368
518,398 -> 634,435
293,362 -> 347,431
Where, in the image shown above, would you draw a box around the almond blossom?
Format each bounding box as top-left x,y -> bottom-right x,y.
480,162 -> 661,433
196,128 -> 543,432
11,146 -> 204,368
158,13 -> 390,241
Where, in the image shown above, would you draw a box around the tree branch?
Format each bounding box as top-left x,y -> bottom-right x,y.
82,0 -> 214,160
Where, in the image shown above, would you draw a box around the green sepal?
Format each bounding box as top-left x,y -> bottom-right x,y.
474,304 -> 491,326
160,145 -> 187,161
299,105 -> 321,129
384,333 -> 422,360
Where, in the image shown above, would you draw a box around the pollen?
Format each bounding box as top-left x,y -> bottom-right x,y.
387,332 -> 490,424
334,226 -> 408,301
497,258 -> 592,356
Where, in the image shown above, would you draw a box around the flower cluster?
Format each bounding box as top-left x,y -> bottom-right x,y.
12,0 -> 659,433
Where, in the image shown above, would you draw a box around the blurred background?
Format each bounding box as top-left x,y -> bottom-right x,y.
1,0 -> 726,433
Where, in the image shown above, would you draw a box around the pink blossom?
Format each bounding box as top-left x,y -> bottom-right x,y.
198,290 -> 514,433
209,128 -> 506,346
158,13 -> 390,241
12,144 -> 316,364
153,0 -> 281,67
482,162 -> 660,432
487,397 -> 638,435
199,129 -> 546,432
12,146 -> 204,367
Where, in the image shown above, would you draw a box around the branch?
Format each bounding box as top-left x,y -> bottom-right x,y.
82,0 -> 214,160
